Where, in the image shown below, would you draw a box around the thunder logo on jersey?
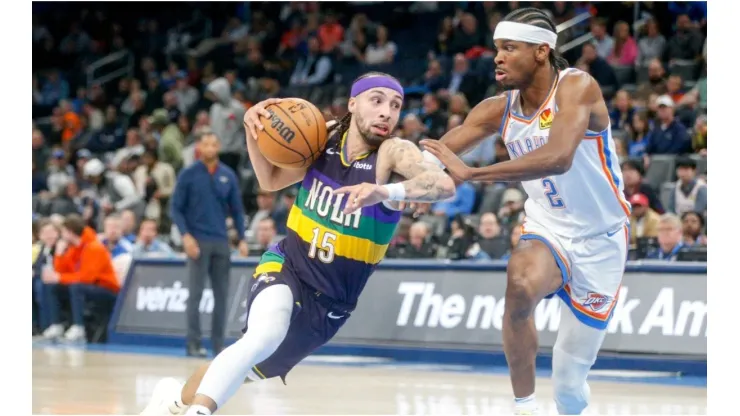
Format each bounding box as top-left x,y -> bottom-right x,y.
286,169 -> 399,265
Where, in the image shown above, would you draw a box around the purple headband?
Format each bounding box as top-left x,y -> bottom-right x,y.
350,76 -> 404,99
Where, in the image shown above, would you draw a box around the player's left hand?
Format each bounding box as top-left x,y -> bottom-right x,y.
333,183 -> 388,215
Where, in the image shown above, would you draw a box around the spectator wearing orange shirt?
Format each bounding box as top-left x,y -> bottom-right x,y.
38,214 -> 119,343
318,11 -> 344,54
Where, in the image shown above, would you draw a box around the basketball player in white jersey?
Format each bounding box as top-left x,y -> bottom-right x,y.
421,8 -> 630,415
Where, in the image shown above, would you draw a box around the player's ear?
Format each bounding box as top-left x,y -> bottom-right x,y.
535,44 -> 550,65
348,97 -> 356,114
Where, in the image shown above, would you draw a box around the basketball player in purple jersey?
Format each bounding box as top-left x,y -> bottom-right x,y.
141,72 -> 456,415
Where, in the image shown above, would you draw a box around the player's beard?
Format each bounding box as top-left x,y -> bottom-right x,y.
354,113 -> 388,148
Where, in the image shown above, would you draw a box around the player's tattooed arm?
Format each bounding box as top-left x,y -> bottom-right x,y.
333,138 -> 456,214
382,138 -> 456,202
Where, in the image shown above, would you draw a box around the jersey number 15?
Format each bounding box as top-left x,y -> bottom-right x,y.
309,227 -> 336,263
541,178 -> 565,209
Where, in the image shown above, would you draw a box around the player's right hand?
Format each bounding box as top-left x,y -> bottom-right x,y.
182,234 -> 200,260
244,98 -> 284,140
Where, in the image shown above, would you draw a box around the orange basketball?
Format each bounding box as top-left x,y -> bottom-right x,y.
256,98 -> 328,169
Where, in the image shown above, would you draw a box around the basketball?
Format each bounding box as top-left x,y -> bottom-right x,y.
256,98 -> 328,169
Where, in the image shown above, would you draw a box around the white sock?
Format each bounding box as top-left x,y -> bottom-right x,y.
185,404 -> 211,415
514,393 -> 539,412
194,284 -> 293,409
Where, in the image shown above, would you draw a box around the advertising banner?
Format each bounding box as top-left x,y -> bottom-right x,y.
111,260 -> 706,356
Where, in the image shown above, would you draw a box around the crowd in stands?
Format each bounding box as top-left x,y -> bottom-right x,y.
32,2 -> 707,340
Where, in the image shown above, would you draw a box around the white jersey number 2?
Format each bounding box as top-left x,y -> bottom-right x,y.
541,179 -> 566,209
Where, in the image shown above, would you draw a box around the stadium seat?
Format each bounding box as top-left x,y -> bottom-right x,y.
417,214 -> 447,237
645,155 -> 677,187
621,83 -> 637,94
635,64 -> 650,85
613,65 -> 635,86
477,184 -> 507,215
601,85 -> 616,100
670,61 -> 699,82
660,182 -> 676,213
691,154 -> 707,176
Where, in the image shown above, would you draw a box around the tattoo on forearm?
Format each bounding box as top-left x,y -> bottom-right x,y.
402,171 -> 452,202
386,139 -> 454,202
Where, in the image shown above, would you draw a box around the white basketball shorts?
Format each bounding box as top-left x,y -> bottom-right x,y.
519,217 -> 629,330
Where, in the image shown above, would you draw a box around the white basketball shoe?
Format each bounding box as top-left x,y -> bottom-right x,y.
140,377 -> 188,415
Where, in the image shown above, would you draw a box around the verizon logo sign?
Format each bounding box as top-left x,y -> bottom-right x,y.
396,282 -> 707,337
135,281 -> 215,314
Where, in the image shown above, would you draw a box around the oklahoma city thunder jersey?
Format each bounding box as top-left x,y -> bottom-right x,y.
500,68 -> 630,238
278,131 -> 401,305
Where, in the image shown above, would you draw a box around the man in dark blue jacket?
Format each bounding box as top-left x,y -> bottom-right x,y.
646,95 -> 692,155
171,128 -> 248,357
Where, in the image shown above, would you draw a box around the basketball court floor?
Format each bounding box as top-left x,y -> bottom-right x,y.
32,344 -> 706,415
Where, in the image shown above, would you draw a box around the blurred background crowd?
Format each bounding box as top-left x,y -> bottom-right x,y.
32,1 -> 708,340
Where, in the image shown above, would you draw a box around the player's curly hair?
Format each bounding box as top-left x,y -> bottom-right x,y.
328,71 -> 402,139
502,7 -> 569,70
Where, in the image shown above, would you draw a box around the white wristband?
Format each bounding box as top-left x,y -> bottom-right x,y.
383,183 -> 406,201
422,150 -> 446,169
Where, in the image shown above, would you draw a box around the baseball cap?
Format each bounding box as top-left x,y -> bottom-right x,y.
502,188 -> 524,204
629,193 -> 649,207
77,149 -> 92,159
148,108 -> 170,126
83,158 -> 106,177
52,149 -> 65,159
656,95 -> 675,108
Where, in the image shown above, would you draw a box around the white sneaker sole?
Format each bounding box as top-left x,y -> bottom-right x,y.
140,377 -> 185,415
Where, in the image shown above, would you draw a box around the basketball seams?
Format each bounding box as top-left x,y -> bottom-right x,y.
260,113 -> 309,168
294,98 -> 325,155
301,99 -> 324,156
274,103 -> 316,164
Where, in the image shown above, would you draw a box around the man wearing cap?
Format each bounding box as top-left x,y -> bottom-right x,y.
83,158 -> 145,227
149,108 -> 184,172
628,193 -> 660,244
498,187 -> 526,231
47,149 -> 75,195
645,95 -> 691,155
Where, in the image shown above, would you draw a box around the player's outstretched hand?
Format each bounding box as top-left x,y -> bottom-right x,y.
420,139 -> 473,182
333,183 -> 389,215
244,98 -> 284,139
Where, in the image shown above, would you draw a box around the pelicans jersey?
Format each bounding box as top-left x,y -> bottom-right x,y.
243,130 -> 401,382
499,68 -> 630,330
278,130 -> 401,304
